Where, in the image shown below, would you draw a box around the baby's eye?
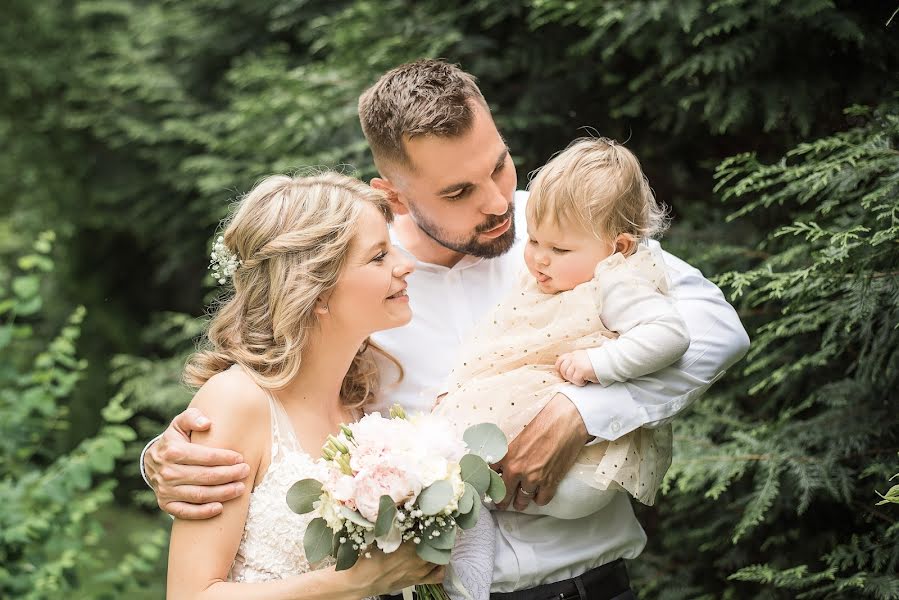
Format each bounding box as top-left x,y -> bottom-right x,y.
552,247 -> 570,254
527,238 -> 538,245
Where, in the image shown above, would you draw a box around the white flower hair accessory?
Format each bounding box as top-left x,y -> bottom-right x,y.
209,235 -> 242,285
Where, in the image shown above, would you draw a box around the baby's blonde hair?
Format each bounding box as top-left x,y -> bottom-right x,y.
528,137 -> 668,245
184,172 -> 402,410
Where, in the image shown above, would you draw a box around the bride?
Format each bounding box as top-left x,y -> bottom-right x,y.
166,172 -> 444,599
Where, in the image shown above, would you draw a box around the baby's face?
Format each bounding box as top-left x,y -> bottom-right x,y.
524,215 -> 614,294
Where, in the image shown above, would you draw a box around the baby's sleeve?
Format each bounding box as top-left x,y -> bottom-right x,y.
587,249 -> 690,386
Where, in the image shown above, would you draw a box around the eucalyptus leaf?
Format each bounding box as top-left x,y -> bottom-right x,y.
457,482 -> 475,514
487,469 -> 506,503
374,495 -> 397,537
455,496 -> 481,529
463,423 -> 508,463
339,506 -> 375,529
303,517 -> 333,563
460,454 -> 491,495
418,480 -> 454,515
336,540 -> 359,570
286,479 -> 323,514
423,522 -> 456,550
416,542 -> 452,565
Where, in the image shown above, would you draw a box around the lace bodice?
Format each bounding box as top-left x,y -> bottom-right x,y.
227,389 -> 376,599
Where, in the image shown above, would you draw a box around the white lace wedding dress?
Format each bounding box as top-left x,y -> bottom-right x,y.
227,387 -> 377,600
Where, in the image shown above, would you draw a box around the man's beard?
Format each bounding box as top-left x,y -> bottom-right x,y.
407,202 -> 517,259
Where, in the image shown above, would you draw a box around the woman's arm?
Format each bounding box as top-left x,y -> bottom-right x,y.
166,369 -> 446,600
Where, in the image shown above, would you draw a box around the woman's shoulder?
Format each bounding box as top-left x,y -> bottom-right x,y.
190,366 -> 270,438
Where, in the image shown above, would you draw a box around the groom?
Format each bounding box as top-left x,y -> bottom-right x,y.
142,60 -> 749,598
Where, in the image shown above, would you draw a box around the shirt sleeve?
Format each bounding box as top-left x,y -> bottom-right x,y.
565,242 -> 750,441
139,433 -> 163,488
585,261 -> 690,386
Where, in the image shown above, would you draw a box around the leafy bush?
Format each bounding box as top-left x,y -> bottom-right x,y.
0,232 -> 166,599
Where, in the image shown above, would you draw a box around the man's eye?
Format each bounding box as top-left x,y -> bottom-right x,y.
445,187 -> 471,201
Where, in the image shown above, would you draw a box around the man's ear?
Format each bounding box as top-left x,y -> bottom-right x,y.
615,233 -> 638,256
371,177 -> 409,216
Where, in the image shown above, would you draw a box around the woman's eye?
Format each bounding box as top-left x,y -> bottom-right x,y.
372,251 -> 387,263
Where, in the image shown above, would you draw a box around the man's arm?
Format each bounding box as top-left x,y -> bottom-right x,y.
142,407 -> 250,519
495,246 -> 749,510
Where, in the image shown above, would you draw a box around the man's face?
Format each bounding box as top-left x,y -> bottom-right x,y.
389,101 -> 518,258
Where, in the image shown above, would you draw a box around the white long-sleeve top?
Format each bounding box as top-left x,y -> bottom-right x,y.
586,247 -> 690,386
368,190 -> 750,592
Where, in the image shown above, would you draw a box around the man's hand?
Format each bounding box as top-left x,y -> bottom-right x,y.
492,393 -> 592,511
555,350 -> 598,387
145,407 -> 250,519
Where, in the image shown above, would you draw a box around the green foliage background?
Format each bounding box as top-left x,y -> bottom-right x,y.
1,1 -> 897,598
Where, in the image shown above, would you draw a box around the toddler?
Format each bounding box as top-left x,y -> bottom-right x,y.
439,137 -> 690,599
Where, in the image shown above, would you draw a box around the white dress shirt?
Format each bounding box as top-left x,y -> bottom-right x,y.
369,191 -> 750,592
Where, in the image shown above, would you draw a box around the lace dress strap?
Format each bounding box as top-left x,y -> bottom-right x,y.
263,390 -> 304,461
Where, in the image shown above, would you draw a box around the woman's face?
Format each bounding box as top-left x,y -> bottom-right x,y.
326,202 -> 415,336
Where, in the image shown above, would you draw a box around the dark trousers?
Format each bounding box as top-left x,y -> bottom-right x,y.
382,559 -> 633,600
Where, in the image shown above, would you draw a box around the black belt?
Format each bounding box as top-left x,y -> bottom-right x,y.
380,559 -> 631,600
491,559 -> 631,600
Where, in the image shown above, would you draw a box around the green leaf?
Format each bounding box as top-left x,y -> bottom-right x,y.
339,506 -> 374,528
455,494 -> 480,529
418,480 -> 454,515
12,275 -> 40,299
16,296 -> 43,316
460,454 -> 491,495
303,517 -> 333,563
463,423 -> 508,463
336,539 -> 359,570
374,494 -> 397,537
416,542 -> 452,565
423,522 -> 456,550
487,469 -> 506,503
286,479 -> 323,514
458,482 -> 476,514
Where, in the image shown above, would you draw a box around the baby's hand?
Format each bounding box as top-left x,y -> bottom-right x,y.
555,351 -> 599,387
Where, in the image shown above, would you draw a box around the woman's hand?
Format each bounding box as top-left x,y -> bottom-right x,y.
348,543 -> 446,596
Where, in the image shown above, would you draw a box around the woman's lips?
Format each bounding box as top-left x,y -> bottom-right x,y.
480,218 -> 511,239
386,288 -> 409,302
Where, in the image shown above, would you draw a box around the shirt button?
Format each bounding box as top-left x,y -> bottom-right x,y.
610,420 -> 621,433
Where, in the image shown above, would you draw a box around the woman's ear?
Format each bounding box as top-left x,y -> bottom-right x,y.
371,178 -> 409,216
314,296 -> 330,316
615,233 -> 638,256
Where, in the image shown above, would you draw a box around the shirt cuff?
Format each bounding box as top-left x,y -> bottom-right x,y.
560,382 -> 648,442
139,433 -> 164,488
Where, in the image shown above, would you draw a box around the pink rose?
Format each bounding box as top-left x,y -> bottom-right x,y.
353,464 -> 419,523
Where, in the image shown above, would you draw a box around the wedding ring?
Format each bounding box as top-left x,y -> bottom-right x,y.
519,487 -> 536,497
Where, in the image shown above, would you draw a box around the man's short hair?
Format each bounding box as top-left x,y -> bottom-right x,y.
358,59 -> 489,174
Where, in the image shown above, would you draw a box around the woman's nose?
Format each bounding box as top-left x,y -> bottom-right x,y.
393,255 -> 415,278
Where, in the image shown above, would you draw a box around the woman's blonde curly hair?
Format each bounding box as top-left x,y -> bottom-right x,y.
184,171 -> 402,410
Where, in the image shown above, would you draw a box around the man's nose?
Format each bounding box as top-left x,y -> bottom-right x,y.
482,180 -> 510,216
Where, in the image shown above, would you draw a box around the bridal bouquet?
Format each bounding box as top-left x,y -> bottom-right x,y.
286,405 -> 507,600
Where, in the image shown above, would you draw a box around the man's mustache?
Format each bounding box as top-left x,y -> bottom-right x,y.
476,205 -> 514,233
